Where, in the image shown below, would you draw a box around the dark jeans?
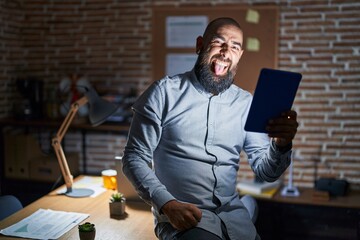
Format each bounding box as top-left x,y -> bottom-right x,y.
176,227 -> 222,240
155,222 -> 260,240
155,222 -> 229,240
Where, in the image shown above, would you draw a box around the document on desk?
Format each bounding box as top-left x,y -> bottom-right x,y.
0,209 -> 89,239
57,176 -> 106,197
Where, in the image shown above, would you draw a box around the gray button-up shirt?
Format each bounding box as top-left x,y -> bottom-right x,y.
123,70 -> 291,240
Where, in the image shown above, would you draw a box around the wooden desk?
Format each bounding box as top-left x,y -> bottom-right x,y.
255,187 -> 360,240
268,187 -> 360,209
0,176 -> 157,240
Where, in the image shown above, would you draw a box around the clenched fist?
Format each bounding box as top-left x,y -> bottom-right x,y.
161,200 -> 202,231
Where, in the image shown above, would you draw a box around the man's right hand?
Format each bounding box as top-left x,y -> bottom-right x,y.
161,200 -> 202,231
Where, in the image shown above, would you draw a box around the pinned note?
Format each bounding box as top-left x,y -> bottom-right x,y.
246,37 -> 260,52
246,9 -> 260,24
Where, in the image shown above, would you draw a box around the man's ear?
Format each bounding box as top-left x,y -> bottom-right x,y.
196,36 -> 203,54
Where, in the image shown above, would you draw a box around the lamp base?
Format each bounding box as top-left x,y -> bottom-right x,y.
281,185 -> 300,197
65,188 -> 95,198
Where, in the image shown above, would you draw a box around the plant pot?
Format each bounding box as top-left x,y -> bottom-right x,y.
109,200 -> 126,216
79,230 -> 96,240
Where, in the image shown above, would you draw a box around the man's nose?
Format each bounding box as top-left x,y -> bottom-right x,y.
220,43 -> 230,58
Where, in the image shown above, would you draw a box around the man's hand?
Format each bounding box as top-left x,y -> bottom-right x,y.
267,110 -> 299,147
161,200 -> 202,231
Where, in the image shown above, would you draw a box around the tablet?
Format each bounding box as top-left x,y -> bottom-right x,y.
244,68 -> 302,133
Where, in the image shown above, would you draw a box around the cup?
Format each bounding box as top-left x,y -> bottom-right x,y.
102,169 -> 117,190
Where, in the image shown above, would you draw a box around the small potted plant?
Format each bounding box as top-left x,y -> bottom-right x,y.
109,192 -> 126,217
78,222 -> 96,240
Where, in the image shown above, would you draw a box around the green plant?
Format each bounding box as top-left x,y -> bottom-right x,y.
110,192 -> 125,203
78,222 -> 95,232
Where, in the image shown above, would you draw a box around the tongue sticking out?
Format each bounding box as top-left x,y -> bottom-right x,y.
214,63 -> 226,76
214,64 -> 224,75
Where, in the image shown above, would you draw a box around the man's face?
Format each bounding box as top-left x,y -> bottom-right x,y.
195,24 -> 244,94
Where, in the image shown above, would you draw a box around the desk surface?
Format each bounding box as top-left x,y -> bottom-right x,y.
1,177 -> 359,240
261,187 -> 360,209
0,176 -> 156,240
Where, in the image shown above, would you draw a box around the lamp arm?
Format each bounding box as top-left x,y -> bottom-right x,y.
55,96 -> 89,141
52,96 -> 89,192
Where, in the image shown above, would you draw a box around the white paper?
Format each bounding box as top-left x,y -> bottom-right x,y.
166,53 -> 198,76
57,176 -> 106,197
0,209 -> 89,239
166,16 -> 208,48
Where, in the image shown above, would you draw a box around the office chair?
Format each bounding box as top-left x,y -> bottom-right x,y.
240,194 -> 261,240
0,195 -> 23,221
240,194 -> 258,223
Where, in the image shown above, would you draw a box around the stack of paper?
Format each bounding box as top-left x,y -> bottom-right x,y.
0,209 -> 89,239
237,179 -> 281,198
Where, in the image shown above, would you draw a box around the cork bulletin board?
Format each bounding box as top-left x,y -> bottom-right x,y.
152,5 -> 279,93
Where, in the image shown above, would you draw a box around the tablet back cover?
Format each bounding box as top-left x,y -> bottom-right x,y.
244,68 -> 302,133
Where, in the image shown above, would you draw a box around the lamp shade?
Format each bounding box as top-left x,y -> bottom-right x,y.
85,87 -> 118,126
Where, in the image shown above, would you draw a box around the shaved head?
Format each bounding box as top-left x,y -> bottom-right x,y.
202,18 -> 242,41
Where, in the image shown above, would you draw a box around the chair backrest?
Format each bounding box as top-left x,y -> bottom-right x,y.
240,194 -> 258,223
0,195 -> 23,221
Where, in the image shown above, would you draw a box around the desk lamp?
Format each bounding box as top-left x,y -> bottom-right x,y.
52,87 -> 118,197
281,151 -> 300,197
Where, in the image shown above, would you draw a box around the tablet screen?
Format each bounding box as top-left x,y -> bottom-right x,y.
244,68 -> 302,133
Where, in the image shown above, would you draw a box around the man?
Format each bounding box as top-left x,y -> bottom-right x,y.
122,17 -> 298,240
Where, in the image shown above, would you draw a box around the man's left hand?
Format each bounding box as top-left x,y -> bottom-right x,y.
266,110 -> 299,147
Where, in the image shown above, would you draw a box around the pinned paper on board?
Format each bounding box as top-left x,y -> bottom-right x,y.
166,16 -> 208,48
246,9 -> 260,24
166,53 -> 198,76
246,37 -> 260,52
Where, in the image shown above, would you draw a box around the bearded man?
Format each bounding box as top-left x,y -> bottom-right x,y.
122,17 -> 298,240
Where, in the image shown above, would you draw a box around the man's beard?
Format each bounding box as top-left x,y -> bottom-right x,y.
194,50 -> 237,95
